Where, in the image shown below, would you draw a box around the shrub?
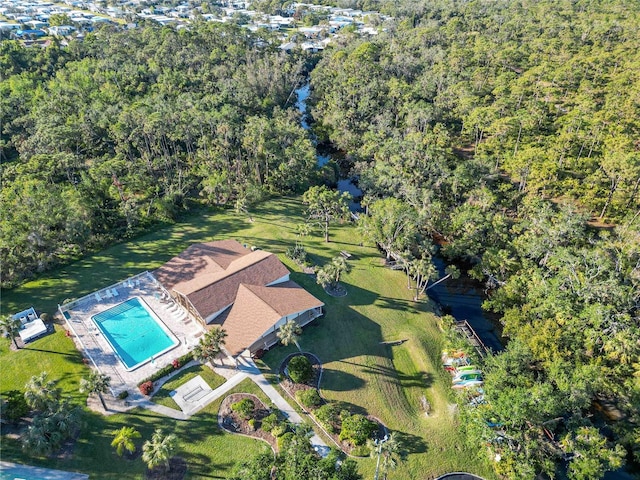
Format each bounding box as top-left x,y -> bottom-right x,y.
277,431 -> 294,450
247,418 -> 257,431
172,358 -> 181,369
261,413 -> 279,433
139,381 -> 153,396
350,445 -> 371,457
339,414 -> 377,446
0,390 -> 29,423
296,389 -> 323,409
231,398 -> 255,420
271,423 -> 290,438
138,352 -> 193,386
286,243 -> 308,264
315,402 -> 342,433
288,355 -> 313,384
117,390 -> 129,400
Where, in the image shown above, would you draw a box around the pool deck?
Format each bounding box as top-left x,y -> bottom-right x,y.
59,272 -> 205,396
0,461 -> 89,480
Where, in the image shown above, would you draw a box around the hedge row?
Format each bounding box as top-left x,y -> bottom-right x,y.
136,352 -> 194,387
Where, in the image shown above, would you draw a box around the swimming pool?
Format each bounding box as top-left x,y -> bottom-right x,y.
92,297 -> 178,371
0,461 -> 89,480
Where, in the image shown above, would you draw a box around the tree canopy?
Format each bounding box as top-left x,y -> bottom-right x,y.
0,23 -> 315,287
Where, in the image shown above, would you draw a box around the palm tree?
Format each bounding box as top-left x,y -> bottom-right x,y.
424,265 -> 461,292
193,327 -> 227,366
316,255 -> 351,290
331,255 -> 351,284
79,371 -> 111,411
0,314 -> 22,349
21,399 -> 80,455
111,426 -> 141,457
142,428 -> 177,472
277,319 -> 302,351
368,432 -> 404,480
409,257 -> 438,301
24,372 -> 59,412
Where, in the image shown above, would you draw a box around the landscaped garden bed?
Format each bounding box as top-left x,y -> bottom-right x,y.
145,457 -> 187,480
279,352 -> 322,394
218,393 -> 278,451
279,352 -> 387,457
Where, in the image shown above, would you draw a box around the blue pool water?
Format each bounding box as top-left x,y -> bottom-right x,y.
92,297 -> 177,371
0,461 -> 89,479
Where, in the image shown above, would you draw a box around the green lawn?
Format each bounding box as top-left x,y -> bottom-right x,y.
152,365 -> 228,409
1,197 -> 495,479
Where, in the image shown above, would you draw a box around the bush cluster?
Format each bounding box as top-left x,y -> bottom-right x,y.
286,243 -> 308,265
231,398 -> 255,420
1,390 -> 29,423
277,431 -> 294,450
339,413 -> 377,446
287,355 -> 313,384
314,403 -> 342,434
261,413 -> 279,433
137,352 -> 193,387
295,388 -> 323,409
270,423 -> 290,438
139,381 -> 153,396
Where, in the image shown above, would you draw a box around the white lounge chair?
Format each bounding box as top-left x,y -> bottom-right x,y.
104,290 -> 112,299
135,279 -> 140,288
94,293 -> 102,302
112,288 -> 119,297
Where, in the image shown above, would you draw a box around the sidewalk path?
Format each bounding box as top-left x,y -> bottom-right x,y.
235,355 -> 329,456
107,357 -> 329,455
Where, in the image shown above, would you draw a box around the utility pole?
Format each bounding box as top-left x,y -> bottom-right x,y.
373,434 -> 389,480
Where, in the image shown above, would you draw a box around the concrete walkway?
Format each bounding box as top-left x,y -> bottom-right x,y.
105,356 -> 329,455
235,355 -> 330,456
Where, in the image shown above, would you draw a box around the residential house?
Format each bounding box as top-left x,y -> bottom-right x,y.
154,240 -> 324,357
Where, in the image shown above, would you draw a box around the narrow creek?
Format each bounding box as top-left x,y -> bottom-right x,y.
295,80 -> 501,351
294,79 -> 639,480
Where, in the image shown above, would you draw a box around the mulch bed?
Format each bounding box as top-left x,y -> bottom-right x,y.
146,457 -> 187,480
218,393 -> 277,451
324,283 -> 347,297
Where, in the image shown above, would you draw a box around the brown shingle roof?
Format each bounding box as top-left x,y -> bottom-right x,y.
222,284 -> 283,356
154,240 -> 292,321
242,282 -> 324,317
155,240 -> 324,356
154,240 -> 251,290
221,282 -> 324,356
183,252 -> 290,320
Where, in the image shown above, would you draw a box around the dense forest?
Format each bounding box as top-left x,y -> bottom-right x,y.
1,23 -> 317,286
308,0 -> 640,478
1,0 -> 639,478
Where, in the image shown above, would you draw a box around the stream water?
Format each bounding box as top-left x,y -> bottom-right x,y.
428,256 -> 504,352
295,81 -> 501,350
296,82 -> 363,212
294,81 -> 638,479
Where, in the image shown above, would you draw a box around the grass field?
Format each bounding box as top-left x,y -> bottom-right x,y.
1,196 -> 495,479
152,365 -> 227,409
